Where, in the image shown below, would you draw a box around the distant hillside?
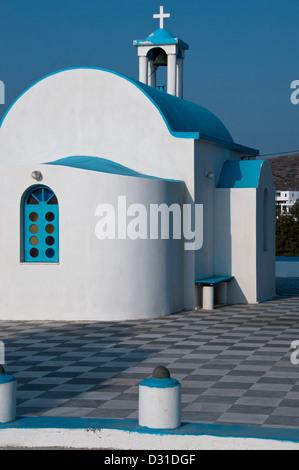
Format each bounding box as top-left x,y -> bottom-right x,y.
267,154 -> 299,190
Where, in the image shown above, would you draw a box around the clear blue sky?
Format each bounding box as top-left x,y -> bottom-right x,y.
0,0 -> 299,155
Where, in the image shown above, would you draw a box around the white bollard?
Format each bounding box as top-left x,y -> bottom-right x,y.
0,368 -> 17,424
202,285 -> 214,310
138,366 -> 181,430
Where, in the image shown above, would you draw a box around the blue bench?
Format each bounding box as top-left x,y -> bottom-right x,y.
195,276 -> 234,309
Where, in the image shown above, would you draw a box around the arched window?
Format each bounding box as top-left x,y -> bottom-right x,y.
23,186 -> 59,262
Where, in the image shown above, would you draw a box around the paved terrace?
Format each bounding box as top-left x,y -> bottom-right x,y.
1,278 -> 299,429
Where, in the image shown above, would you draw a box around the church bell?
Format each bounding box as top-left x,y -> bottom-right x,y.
153,52 -> 167,67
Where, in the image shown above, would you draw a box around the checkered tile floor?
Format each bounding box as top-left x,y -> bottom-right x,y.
1,278 -> 299,429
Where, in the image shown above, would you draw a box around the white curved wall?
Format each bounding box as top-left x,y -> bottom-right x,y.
0,69 -> 194,187
0,68 -> 196,312
0,164 -> 184,320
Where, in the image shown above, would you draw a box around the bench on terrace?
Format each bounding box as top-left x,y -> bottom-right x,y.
195,276 -> 234,310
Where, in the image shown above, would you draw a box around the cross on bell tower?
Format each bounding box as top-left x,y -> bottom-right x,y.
153,6 -> 170,29
133,6 -> 189,98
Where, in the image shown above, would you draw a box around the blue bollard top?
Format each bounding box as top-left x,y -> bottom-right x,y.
140,377 -> 180,388
0,374 -> 16,385
139,366 -> 180,388
0,367 -> 16,385
139,365 -> 180,388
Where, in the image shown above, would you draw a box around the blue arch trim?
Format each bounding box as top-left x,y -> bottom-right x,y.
217,160 -> 264,188
0,67 -> 258,155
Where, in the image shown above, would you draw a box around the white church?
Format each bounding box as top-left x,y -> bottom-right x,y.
0,7 -> 275,321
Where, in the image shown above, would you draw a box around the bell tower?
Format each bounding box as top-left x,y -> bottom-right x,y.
133,6 -> 189,98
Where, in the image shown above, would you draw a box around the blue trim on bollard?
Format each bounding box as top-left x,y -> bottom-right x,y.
0,374 -> 16,385
139,377 -> 180,388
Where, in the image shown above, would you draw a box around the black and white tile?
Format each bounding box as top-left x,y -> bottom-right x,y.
1,278 -> 299,428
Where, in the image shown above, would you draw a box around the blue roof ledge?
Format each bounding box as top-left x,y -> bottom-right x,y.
0,67 -> 259,155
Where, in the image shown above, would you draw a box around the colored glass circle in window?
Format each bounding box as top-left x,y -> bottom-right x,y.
29,212 -> 38,222
30,248 -> 39,258
45,212 -> 55,222
30,236 -> 39,246
45,248 -> 55,258
45,236 -> 55,246
45,224 -> 55,234
29,224 -> 39,234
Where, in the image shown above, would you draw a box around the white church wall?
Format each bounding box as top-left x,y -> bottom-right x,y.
0,68 -> 196,313
0,69 -> 195,187
214,187 -> 258,303
193,141 -> 242,307
214,160 -> 276,305
0,164 -> 185,321
228,188 -> 258,303
0,68 -> 270,316
256,160 -> 276,301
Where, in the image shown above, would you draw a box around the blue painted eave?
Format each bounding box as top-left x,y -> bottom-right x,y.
217,160 -> 264,189
44,155 -> 182,182
45,156 -> 146,177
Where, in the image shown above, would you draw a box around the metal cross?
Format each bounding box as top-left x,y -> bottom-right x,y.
153,6 -> 171,29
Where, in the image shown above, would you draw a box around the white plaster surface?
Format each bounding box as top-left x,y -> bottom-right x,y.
139,384 -> 181,429
0,68 -> 276,318
0,164 -> 184,321
0,427 -> 298,450
0,381 -> 16,424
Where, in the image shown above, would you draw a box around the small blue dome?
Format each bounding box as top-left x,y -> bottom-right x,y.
145,29 -> 189,49
146,28 -> 175,42
134,28 -> 189,50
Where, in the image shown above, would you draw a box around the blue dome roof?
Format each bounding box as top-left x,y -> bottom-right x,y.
132,77 -> 234,143
127,74 -> 258,153
146,28 -> 176,42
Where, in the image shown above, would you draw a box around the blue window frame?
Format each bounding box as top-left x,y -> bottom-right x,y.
24,186 -> 59,262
